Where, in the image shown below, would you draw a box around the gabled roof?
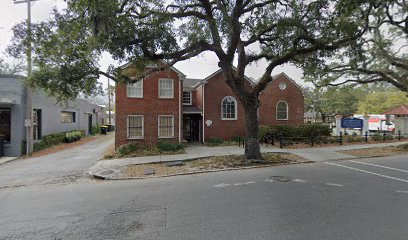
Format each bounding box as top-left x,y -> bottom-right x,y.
183,78 -> 202,89
202,68 -> 256,86
383,104 -> 408,115
271,72 -> 303,91
119,59 -> 186,78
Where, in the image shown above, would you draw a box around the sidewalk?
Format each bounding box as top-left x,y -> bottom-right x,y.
88,141 -> 408,178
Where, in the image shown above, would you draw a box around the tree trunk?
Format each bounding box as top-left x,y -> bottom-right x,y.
243,99 -> 262,160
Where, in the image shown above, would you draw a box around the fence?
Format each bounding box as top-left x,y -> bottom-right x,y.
261,130 -> 404,148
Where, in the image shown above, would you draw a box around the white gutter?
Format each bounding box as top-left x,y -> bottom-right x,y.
179,75 -> 185,143
202,83 -> 206,143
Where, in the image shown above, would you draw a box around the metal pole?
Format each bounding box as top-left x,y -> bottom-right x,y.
107,77 -> 111,124
14,0 -> 35,156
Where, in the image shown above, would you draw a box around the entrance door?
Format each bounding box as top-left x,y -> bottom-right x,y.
183,114 -> 201,142
88,114 -> 92,135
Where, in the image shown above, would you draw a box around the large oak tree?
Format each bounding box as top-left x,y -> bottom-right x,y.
9,0 -> 381,159
303,0 -> 407,92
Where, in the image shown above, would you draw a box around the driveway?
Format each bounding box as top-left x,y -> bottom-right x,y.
0,134 -> 114,189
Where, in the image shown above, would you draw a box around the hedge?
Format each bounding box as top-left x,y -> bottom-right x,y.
258,124 -> 331,140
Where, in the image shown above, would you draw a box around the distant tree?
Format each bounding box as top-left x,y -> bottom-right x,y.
304,86 -> 368,121
0,58 -> 25,75
8,1 -> 378,159
357,90 -> 408,114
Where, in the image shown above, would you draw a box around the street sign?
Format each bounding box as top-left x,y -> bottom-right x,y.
341,117 -> 363,129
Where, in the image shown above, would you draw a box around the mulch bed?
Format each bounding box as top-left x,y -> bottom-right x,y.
124,152 -> 309,178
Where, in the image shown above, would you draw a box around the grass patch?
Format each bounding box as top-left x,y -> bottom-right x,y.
338,144 -> 408,158
123,153 -> 308,178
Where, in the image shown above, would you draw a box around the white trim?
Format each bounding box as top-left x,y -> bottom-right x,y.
127,115 -> 144,139
158,78 -> 174,99
179,79 -> 182,142
203,67 -> 255,86
158,115 -> 175,138
276,101 -> 288,120
119,60 -> 186,78
221,96 -> 238,120
182,91 -> 192,105
202,85 -> 205,143
272,72 -> 304,96
126,79 -> 143,98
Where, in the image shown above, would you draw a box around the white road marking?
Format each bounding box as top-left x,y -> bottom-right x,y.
293,179 -> 306,183
233,181 -> 256,186
349,160 -> 408,173
396,190 -> 408,194
264,179 -> 274,183
325,162 -> 408,183
214,183 -> 230,188
326,183 -> 343,187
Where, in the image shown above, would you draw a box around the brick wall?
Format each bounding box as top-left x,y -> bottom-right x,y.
203,72 -> 248,141
259,74 -> 304,126
115,69 -> 181,148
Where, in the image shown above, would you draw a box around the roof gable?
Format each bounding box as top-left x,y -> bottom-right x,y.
202,68 -> 255,86
383,104 -> 408,115
119,60 -> 186,78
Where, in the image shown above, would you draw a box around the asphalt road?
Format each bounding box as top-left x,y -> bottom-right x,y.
0,134 -> 114,189
1,153 -> 407,240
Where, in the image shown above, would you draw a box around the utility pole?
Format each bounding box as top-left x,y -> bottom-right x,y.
14,0 -> 37,156
107,77 -> 111,124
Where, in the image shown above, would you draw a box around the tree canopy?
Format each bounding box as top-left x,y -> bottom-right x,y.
304,85 -> 368,121
303,0 -> 408,92
357,90 -> 408,114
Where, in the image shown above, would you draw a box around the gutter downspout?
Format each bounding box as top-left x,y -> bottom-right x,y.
179,75 -> 185,143
202,81 -> 207,143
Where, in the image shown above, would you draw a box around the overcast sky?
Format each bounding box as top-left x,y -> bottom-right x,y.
0,0 -> 305,89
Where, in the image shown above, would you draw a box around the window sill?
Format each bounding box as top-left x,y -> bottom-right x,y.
158,136 -> 174,139
127,96 -> 143,99
127,137 -> 144,140
221,118 -> 237,121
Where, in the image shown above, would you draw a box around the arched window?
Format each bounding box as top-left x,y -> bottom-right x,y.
276,101 -> 288,120
221,96 -> 237,120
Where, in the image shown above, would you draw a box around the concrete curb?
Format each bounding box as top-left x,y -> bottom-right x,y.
0,157 -> 19,166
89,160 -> 315,180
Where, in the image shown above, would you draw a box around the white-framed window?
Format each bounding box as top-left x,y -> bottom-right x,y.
127,79 -> 143,98
158,115 -> 174,138
276,101 -> 288,120
127,115 -> 144,139
221,96 -> 237,120
159,78 -> 174,98
183,91 -> 192,105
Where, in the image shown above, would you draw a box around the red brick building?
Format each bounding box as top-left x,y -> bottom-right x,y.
115,63 -> 304,148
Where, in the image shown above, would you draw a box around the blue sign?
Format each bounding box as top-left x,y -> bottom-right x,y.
341,117 -> 363,129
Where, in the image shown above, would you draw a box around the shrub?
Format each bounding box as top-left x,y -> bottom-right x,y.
207,137 -> 224,146
297,124 -> 331,138
117,143 -> 139,156
65,131 -> 82,143
22,132 -> 67,154
230,136 -> 242,143
91,125 -> 100,135
258,124 -> 331,142
157,141 -> 184,152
